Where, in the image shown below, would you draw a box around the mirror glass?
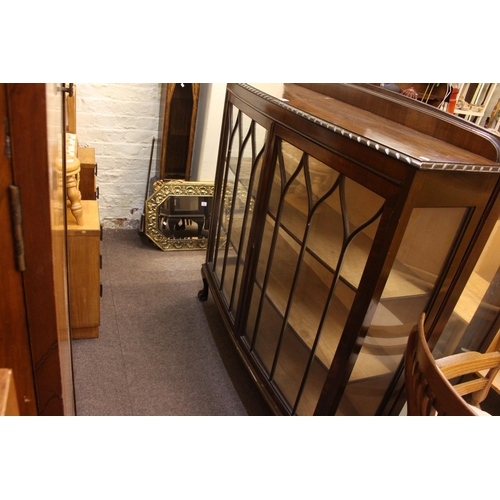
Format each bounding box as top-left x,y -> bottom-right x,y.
159,195 -> 211,240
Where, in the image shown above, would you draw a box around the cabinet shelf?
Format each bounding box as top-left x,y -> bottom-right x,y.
254,230 -> 348,367
256,221 -> 424,384
269,190 -> 433,299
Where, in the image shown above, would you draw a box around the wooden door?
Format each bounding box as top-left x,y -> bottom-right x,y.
1,83 -> 75,415
0,84 -> 38,415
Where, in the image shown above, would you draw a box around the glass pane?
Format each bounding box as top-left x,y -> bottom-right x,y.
268,141 -> 302,218
213,106 -> 267,316
315,279 -> 355,371
213,223 -> 227,286
272,324 -> 320,414
307,185 -> 342,271
230,122 -> 267,317
336,206 -> 468,415
222,246 -> 238,307
434,216 -> 500,358
272,252 -> 342,415
253,295 -> 285,374
280,168 -> 308,241
265,229 -> 302,316
218,162 -> 236,306
213,105 -> 237,282
341,178 -> 384,289
245,215 -> 275,345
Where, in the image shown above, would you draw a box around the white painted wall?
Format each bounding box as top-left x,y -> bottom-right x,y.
75,83 -> 227,228
75,83 -> 161,227
190,83 -> 226,181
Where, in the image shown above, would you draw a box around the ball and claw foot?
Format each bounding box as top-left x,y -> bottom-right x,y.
198,278 -> 208,301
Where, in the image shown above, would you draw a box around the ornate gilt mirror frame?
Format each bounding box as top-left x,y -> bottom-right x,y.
145,180 -> 214,251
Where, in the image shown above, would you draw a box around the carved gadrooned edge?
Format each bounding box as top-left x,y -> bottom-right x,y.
145,180 -> 214,251
238,83 -> 500,173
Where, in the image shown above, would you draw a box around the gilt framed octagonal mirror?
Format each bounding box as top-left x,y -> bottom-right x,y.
145,180 -> 214,251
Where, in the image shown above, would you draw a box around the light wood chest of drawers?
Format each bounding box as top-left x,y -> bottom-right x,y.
67,200 -> 101,339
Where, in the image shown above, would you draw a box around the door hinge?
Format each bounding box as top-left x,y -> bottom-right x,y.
60,83 -> 74,97
8,185 -> 26,272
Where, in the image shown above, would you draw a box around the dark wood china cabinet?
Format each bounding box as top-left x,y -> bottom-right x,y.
199,83 -> 500,416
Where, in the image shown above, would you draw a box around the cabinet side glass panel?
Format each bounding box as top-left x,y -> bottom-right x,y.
434,214 -> 500,359
336,207 -> 468,416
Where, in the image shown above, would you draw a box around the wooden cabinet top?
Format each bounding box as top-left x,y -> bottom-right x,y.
66,200 -> 100,234
77,146 -> 95,167
235,83 -> 500,172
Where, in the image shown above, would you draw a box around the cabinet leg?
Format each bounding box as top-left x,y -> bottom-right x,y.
198,277 -> 209,301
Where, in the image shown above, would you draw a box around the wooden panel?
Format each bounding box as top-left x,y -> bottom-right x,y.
279,84 -> 500,164
67,200 -> 101,339
0,369 -> 20,416
295,83 -> 500,162
0,84 -> 38,416
78,146 -> 97,200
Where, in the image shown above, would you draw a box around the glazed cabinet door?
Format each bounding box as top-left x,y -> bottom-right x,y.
208,97 -> 270,324
242,125 -> 390,415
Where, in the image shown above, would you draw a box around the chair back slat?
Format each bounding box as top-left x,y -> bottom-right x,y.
405,314 -> 482,416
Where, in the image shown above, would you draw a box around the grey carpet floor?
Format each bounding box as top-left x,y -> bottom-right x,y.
71,229 -> 273,416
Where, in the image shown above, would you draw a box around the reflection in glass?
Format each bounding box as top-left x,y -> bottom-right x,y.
434,216 -> 500,359
337,207 -> 468,416
158,195 -> 211,240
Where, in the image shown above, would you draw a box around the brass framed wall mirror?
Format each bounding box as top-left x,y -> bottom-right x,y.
145,180 -> 214,250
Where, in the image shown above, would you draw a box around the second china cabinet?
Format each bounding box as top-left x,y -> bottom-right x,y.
200,83 -> 500,416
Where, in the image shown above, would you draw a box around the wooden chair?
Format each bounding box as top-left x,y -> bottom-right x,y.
404,313 -> 500,416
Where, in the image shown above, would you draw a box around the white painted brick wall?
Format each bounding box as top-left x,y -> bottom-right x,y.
74,83 -> 226,228
75,83 -> 161,228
